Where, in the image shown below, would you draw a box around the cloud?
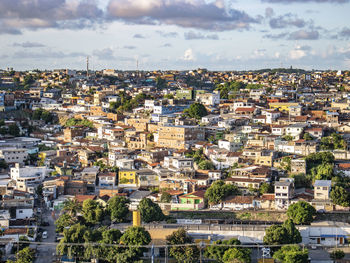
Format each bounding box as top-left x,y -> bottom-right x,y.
264,29 -> 319,40
155,30 -> 178,38
182,48 -> 195,61
0,0 -> 103,34
93,48 -> 116,60
269,13 -> 307,29
133,33 -> 145,38
262,0 -> 349,3
107,0 -> 258,31
265,7 -> 274,18
288,29 -> 319,40
13,50 -> 86,59
123,45 -> 136,49
184,31 -> 219,40
339,27 -> 350,39
160,43 -> 172,47
263,32 -> 288,39
13,41 -> 45,48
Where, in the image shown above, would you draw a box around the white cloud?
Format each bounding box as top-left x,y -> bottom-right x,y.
183,48 -> 195,61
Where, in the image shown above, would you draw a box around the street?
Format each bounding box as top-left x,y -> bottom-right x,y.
34,208 -> 57,263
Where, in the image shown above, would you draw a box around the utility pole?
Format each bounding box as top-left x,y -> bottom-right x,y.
165,245 -> 168,263
86,56 -> 89,80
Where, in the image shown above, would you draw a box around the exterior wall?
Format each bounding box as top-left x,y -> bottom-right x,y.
314,186 -> 330,200
119,170 -> 138,186
0,149 -> 27,164
16,208 -> 33,219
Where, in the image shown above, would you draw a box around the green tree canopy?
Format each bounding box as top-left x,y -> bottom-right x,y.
259,182 -> 274,195
287,201 -> 316,225
205,238 -> 241,263
160,192 -> 172,203
331,186 -> 350,207
273,245 -> 308,263
8,124 -> 20,137
166,228 -> 200,263
55,213 -> 78,233
138,198 -> 164,223
184,103 -> 208,119
62,198 -> 81,217
222,247 -> 251,263
14,247 -> 35,263
330,249 -> 345,260
65,118 -> 94,128
120,226 -> 151,246
82,199 -> 103,225
198,160 -> 215,170
205,180 -> 239,205
264,219 -> 301,245
107,196 -> 130,223
57,223 -> 89,258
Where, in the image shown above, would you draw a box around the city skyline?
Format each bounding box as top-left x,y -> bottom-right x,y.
0,0 -> 350,71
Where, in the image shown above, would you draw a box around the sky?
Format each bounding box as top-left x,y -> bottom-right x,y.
0,0 -> 350,71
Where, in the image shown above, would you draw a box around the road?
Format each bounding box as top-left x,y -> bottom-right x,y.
34,208 -> 57,263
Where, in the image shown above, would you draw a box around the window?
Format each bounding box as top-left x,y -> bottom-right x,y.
19,210 -> 23,213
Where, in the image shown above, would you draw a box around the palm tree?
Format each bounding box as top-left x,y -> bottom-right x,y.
63,198 -> 81,217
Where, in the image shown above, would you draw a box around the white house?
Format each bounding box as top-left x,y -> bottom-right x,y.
98,172 -> 117,188
10,163 -> 51,192
0,148 -> 28,164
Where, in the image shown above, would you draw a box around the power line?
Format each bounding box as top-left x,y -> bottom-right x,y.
5,240 -> 329,249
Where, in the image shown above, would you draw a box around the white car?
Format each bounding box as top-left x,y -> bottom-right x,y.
42,231 -> 48,239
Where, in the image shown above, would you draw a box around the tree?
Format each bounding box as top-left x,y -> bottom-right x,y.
138,198 -> 164,223
281,156 -> 291,173
94,229 -> 123,262
198,160 -> 215,170
305,152 -> 334,170
283,219 -> 302,243
330,186 -> 350,207
222,247 -> 251,263
264,220 -> 301,245
15,247 -> 35,263
273,245 -> 308,263
107,196 -> 130,223
0,159 -> 8,169
263,225 -> 290,245
62,198 -> 81,217
290,174 -> 310,189
330,249 -> 345,260
205,180 -> 239,205
166,228 -> 200,263
287,201 -> 316,225
160,192 -> 172,203
184,103 -> 208,119
8,124 -> 20,137
259,182 -> 273,195
303,133 -> 313,141
55,213 -> 77,233
17,236 -> 29,251
205,238 -> 241,263
120,226 -> 151,246
156,77 -> 167,90
82,199 -> 103,225
57,223 -> 90,259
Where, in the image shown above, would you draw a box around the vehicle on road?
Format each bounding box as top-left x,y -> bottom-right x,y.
42,231 -> 48,239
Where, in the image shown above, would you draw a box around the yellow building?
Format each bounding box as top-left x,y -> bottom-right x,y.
269,102 -> 299,112
118,169 -> 138,187
156,125 -> 205,149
